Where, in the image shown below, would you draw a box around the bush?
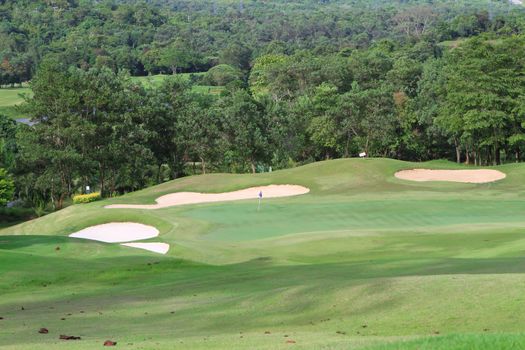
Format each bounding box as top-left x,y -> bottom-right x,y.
73,192 -> 101,204
0,207 -> 34,222
0,168 -> 14,206
203,64 -> 242,86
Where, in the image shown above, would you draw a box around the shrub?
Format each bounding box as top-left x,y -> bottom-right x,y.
0,168 -> 14,207
204,64 -> 242,86
0,207 -> 34,222
73,192 -> 101,204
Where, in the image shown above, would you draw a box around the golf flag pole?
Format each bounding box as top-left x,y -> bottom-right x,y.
257,190 -> 263,211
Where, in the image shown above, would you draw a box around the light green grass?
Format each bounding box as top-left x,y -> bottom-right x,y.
2,158 -> 525,349
0,87 -> 32,119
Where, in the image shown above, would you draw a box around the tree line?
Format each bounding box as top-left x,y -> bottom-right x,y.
1,0 -> 525,214
1,0 -> 524,85
0,32 -> 523,212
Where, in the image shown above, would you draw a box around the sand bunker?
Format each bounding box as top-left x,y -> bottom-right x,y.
105,184 -> 310,210
121,242 -> 170,254
395,169 -> 506,183
69,222 -> 159,243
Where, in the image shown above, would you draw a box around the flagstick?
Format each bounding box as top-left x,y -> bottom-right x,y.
257,197 -> 261,211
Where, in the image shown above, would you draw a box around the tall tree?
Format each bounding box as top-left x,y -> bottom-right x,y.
438,36 -> 525,165
217,89 -> 270,173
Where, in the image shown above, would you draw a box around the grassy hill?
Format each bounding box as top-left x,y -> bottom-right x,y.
2,158 -> 525,349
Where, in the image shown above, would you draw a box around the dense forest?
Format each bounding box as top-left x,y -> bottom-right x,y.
1,0 -> 525,214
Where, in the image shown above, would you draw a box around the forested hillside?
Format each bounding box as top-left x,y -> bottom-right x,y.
1,0 -> 525,214
1,0 -> 522,80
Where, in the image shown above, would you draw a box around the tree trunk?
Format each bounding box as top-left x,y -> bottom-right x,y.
516,150 -> 520,163
344,133 -> 350,158
251,161 -> 256,174
110,181 -> 116,197
494,146 -> 500,165
157,164 -> 162,184
454,138 -> 461,163
170,155 -> 182,180
465,150 -> 470,165
200,157 -> 206,175
56,194 -> 65,210
50,188 -> 56,210
99,164 -> 106,197
171,65 -> 178,75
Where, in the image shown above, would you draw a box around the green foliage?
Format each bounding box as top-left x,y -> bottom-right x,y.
6,0 -> 525,213
1,0 -> 519,85
0,168 -> 14,207
203,64 -> 242,86
0,206 -> 34,223
249,54 -> 289,97
16,60 -> 152,207
438,36 -> 525,164
305,83 -> 341,158
215,89 -> 270,173
72,192 -> 101,204
144,40 -> 194,75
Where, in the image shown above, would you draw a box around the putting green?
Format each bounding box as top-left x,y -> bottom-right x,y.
2,158 -> 525,349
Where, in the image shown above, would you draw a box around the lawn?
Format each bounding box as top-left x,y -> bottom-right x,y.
2,158 -> 525,349
0,87 -> 32,119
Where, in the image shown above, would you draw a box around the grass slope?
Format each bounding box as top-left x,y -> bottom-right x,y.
0,87 -> 32,119
2,158 -> 525,349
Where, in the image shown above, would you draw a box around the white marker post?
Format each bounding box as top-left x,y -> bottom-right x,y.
257,190 -> 263,211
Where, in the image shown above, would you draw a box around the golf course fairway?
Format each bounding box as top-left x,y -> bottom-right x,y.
2,158 -> 525,349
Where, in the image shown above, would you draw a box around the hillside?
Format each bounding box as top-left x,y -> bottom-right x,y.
2,159 -> 525,349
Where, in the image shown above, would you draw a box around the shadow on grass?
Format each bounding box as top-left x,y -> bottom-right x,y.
3,234 -> 525,347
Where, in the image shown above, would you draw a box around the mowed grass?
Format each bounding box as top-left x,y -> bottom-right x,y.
2,158 -> 525,349
0,87 -> 32,119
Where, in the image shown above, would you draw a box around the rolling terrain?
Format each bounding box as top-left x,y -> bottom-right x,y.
1,158 -> 525,349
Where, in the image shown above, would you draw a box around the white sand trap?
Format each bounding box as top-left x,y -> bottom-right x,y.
69,222 -> 159,243
105,184 -> 310,210
395,169 -> 506,183
121,242 -> 170,254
